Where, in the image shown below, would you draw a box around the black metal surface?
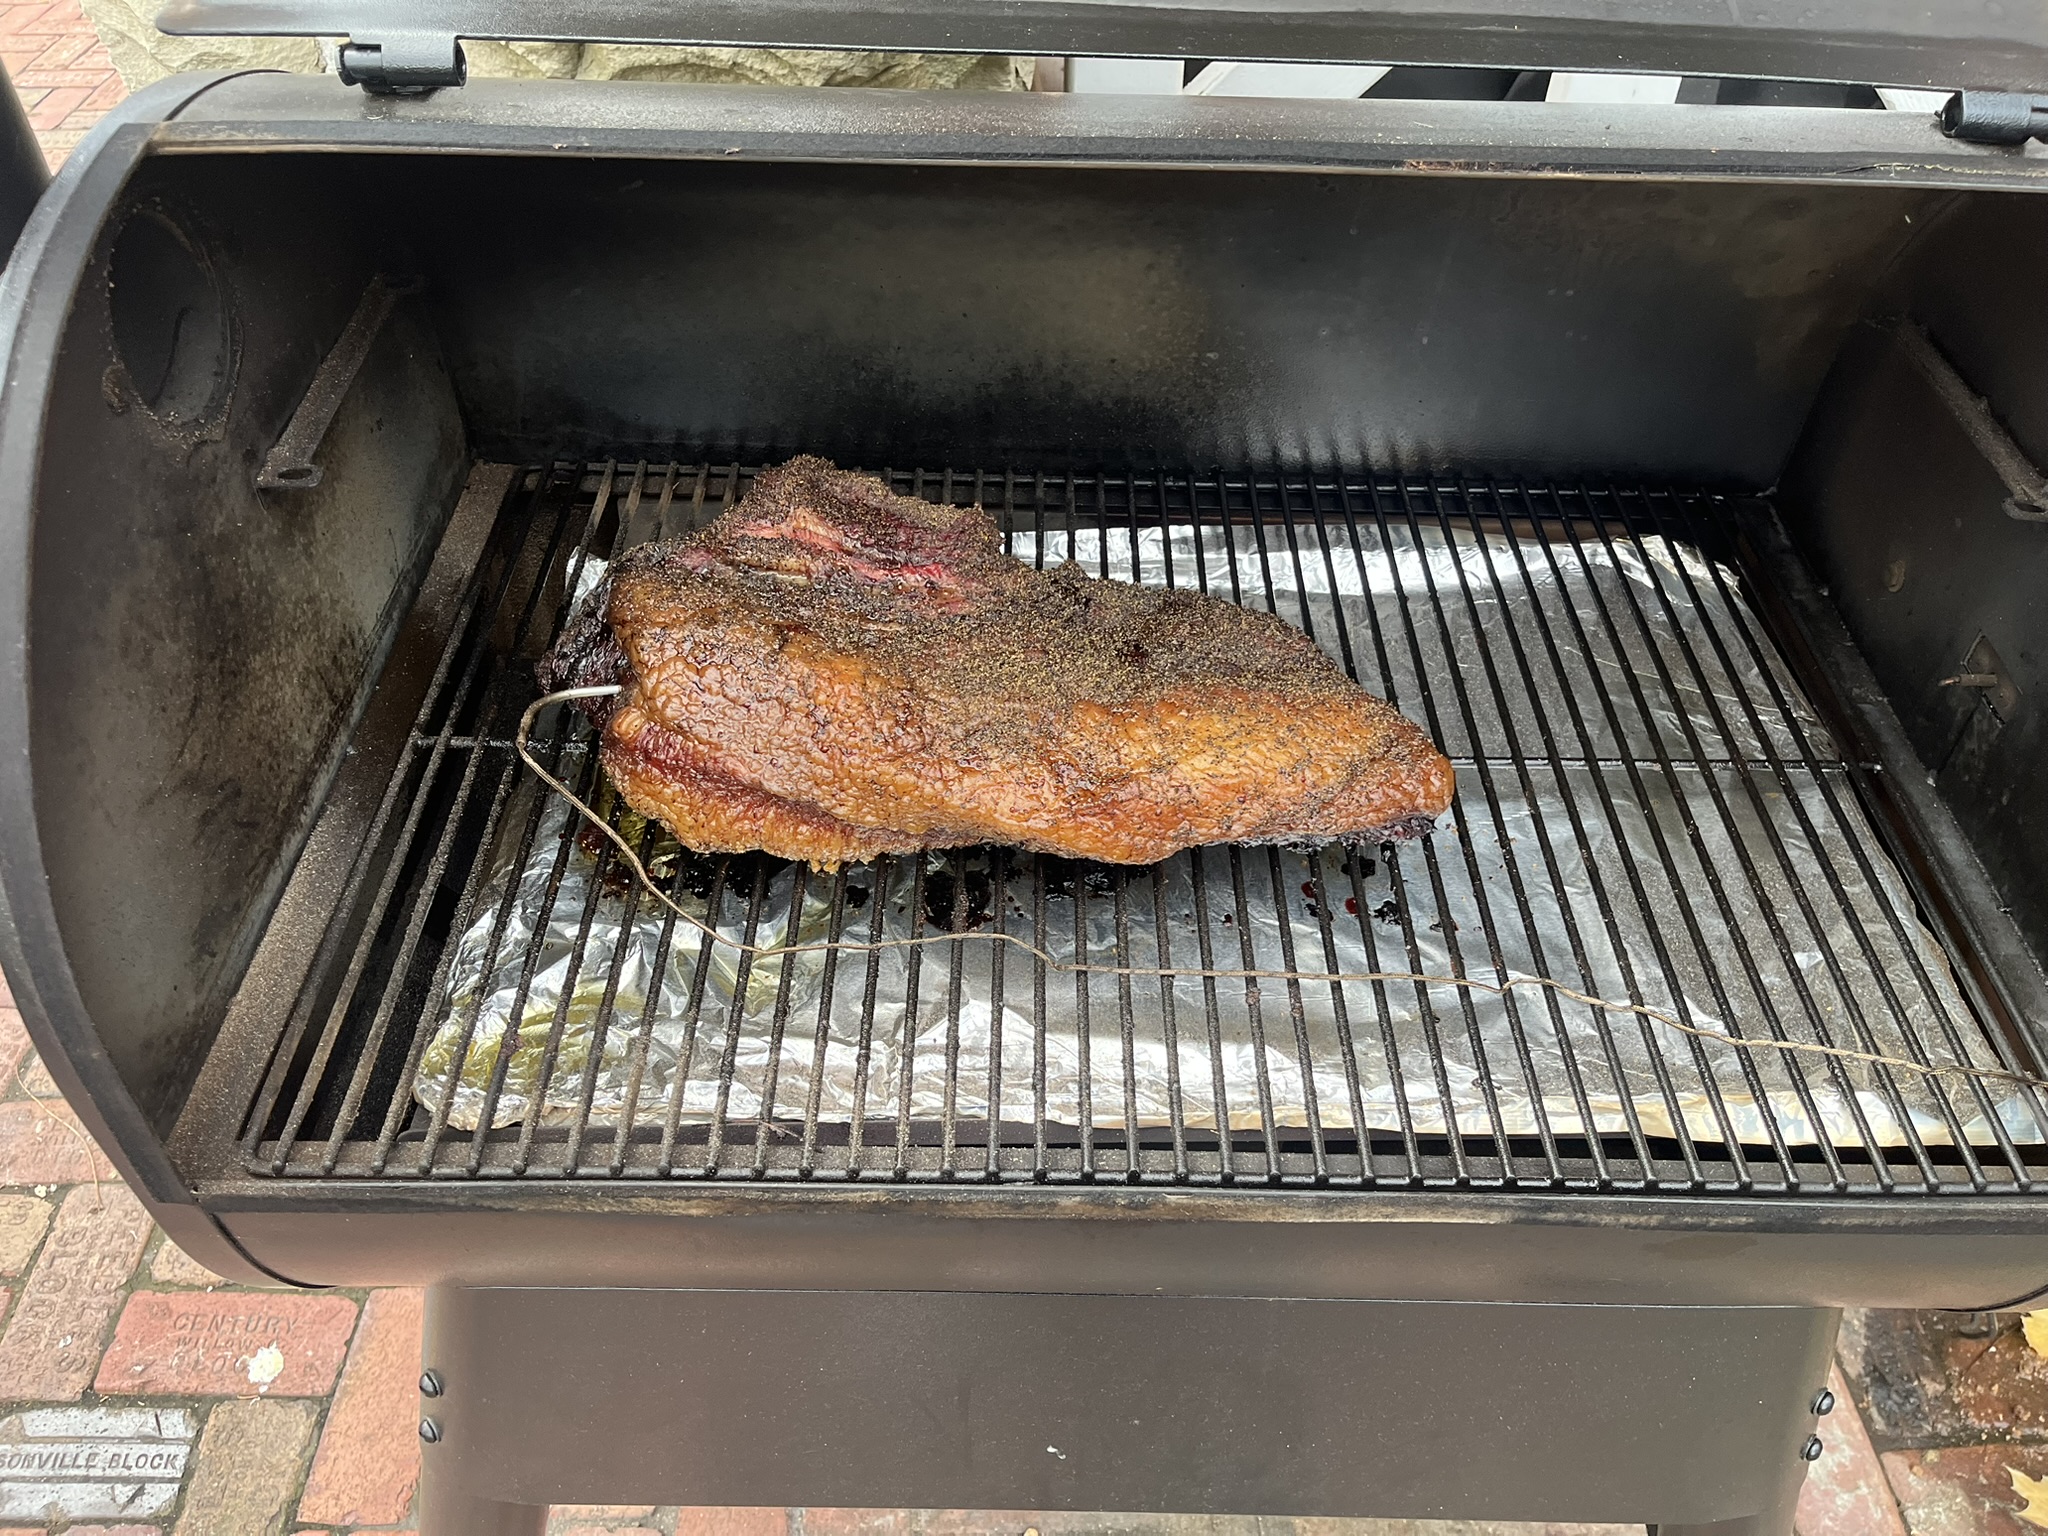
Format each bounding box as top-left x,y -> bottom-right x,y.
416,1286 -> 1832,1528
256,274 -> 422,490
3,71 -> 2046,1309
152,0 -> 2048,94
0,70 -> 467,1217
1782,323 -> 2048,1025
384,148 -> 1926,482
157,74 -> 2048,195
335,35 -> 467,93
0,62 -> 47,269
19,156 -> 465,1143
1942,92 -> 2048,144
196,1193 -> 2048,1307
232,461 -> 2048,1196
1889,322 -> 2048,522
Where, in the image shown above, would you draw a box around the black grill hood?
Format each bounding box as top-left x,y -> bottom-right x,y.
154,0 -> 2048,93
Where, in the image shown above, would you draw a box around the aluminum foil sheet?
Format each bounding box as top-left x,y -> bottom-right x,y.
417,518 -> 2047,1151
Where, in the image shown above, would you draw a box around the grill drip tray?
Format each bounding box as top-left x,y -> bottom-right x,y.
230,462 -> 2048,1193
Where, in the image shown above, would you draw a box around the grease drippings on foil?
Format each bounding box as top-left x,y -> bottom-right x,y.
416,519 -> 2040,1151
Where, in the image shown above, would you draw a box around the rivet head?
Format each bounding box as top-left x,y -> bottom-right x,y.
419,1418 -> 442,1444
1801,1435 -> 1824,1463
419,1370 -> 444,1398
1813,1388 -> 1836,1416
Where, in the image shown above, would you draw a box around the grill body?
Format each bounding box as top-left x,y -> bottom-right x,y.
4,73 -> 2048,1532
419,1289 -> 1835,1530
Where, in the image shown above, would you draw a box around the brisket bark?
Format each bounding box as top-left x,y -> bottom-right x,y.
540,457 -> 1454,868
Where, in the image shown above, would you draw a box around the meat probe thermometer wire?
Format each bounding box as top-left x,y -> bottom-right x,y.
521,685 -> 2048,1102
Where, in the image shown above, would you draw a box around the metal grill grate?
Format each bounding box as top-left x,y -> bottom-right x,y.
239,462 -> 2048,1191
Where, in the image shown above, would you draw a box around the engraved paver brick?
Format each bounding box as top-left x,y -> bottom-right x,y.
170,1399 -> 321,1536
0,1406 -> 193,1524
147,1238 -> 225,1289
95,1290 -> 358,1397
561,1526 -> 661,1536
298,1287 -> 424,1526
0,1195 -> 51,1276
0,1184 -> 148,1401
0,1098 -> 116,1187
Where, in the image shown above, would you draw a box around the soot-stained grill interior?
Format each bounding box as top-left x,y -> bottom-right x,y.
234,460 -> 2048,1193
13,93 -> 2048,1326
18,80 -> 2048,1529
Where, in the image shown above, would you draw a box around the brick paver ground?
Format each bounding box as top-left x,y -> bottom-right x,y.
1,0 -> 121,167
0,6 -> 2039,1531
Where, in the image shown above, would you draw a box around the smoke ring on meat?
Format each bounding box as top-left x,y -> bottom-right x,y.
538,456 -> 1455,870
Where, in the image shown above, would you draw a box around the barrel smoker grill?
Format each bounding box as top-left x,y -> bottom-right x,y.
7,8 -> 2048,1532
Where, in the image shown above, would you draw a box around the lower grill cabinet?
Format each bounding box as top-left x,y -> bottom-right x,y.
414,1286 -> 1837,1532
227,463 -> 2048,1195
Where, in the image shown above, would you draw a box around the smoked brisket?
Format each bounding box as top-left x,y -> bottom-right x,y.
539,457 -> 1454,868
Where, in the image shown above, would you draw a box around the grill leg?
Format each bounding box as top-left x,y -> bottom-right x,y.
416,1476 -> 548,1536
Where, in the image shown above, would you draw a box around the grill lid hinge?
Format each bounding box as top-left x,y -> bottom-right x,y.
1938,91 -> 2048,145
335,33 -> 466,94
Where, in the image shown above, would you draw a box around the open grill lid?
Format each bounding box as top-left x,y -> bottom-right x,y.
153,0 -> 2048,94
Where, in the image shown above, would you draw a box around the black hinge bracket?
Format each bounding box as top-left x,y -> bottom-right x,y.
1939,91 -> 2048,145
257,274 -> 423,492
335,33 -> 467,95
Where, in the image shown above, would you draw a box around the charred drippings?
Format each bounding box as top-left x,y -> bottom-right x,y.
1039,855 -> 1119,901
922,865 -> 997,933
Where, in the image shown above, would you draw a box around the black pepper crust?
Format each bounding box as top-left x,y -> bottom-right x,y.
538,457 -> 1455,867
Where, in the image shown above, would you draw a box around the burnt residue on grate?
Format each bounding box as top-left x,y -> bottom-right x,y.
235,462 -> 2048,1192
